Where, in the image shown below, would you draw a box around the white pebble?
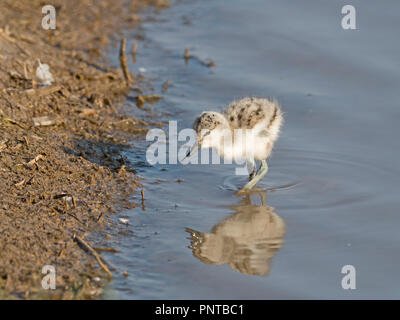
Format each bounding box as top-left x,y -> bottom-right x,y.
36,59 -> 54,86
119,218 -> 129,225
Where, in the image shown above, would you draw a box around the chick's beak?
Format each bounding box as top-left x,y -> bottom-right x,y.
183,141 -> 199,160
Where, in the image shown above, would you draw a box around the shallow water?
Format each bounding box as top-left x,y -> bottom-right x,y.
103,0 -> 400,299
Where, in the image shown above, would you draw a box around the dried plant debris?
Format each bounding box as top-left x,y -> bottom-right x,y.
33,116 -> 58,127
119,38 -> 133,86
154,0 -> 170,7
135,94 -> 161,108
183,48 -> 215,68
184,48 -> 190,60
131,41 -> 138,64
161,80 -> 169,93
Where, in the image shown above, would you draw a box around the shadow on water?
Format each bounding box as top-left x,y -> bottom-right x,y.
186,190 -> 285,276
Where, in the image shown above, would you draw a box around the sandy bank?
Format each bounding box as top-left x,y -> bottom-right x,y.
0,0 -> 167,299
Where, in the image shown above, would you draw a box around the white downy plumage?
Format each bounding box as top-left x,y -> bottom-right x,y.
189,97 -> 283,192
36,59 -> 54,86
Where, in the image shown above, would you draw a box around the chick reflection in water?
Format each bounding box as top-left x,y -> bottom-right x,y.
186,192 -> 285,276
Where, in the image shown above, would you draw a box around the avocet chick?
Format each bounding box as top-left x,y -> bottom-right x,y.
186,97 -> 283,192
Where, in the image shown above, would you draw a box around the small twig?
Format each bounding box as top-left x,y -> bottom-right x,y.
162,80 -> 169,93
25,85 -> 61,97
27,154 -> 44,166
74,234 -> 113,278
14,179 -> 25,187
0,28 -> 16,43
0,140 -> 7,152
23,136 -> 29,148
141,188 -> 145,211
86,73 -> 118,81
53,207 -> 84,225
0,28 -> 29,55
184,48 -> 190,60
23,62 -> 28,79
119,38 -> 132,86
96,211 -> 104,223
131,41 -> 137,64
93,247 -> 120,253
0,112 -> 26,129
71,196 -> 77,208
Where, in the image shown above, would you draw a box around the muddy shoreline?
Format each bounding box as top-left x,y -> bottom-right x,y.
0,0 -> 167,299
